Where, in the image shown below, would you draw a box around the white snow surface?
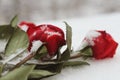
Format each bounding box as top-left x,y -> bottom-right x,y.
39,13 -> 120,80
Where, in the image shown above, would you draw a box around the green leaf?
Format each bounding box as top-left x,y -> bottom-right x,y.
35,62 -> 63,73
0,16 -> 18,40
10,15 -> 18,28
0,65 -> 35,80
0,64 -> 4,76
34,45 -> 48,59
80,46 -> 93,57
5,27 -> 29,56
60,48 -> 70,61
29,69 -> 56,79
60,22 -> 72,61
64,22 -> 72,51
34,61 -> 89,74
63,61 -> 89,67
56,47 -> 62,61
0,25 -> 14,40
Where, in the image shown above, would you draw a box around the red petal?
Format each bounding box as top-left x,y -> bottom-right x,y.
92,31 -> 118,59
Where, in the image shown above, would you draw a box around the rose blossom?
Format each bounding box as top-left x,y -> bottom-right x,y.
80,30 -> 118,59
19,21 -> 66,56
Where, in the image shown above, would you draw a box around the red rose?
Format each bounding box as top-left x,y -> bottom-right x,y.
81,30 -> 118,59
19,21 -> 66,56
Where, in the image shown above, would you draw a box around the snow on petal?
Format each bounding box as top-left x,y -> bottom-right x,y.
78,39 -> 89,50
85,30 -> 101,46
44,31 -> 61,38
78,30 -> 101,50
20,25 -> 29,32
30,40 -> 42,53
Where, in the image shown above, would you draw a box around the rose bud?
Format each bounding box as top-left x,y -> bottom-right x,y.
19,21 -> 66,57
80,30 -> 118,59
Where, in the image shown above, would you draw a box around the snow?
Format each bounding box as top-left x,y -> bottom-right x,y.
20,25 -> 28,32
7,51 -> 29,65
1,49 -> 25,64
45,31 -> 61,38
0,40 -> 7,53
85,30 -> 101,45
30,40 -> 42,52
78,30 -> 101,50
40,13 -> 120,80
78,40 -> 89,50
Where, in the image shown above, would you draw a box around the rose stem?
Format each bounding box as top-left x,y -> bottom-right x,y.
70,53 -> 82,59
11,45 -> 44,70
11,52 -> 36,70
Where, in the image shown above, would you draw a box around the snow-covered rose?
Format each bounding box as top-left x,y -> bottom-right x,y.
19,21 -> 66,56
80,30 -> 118,59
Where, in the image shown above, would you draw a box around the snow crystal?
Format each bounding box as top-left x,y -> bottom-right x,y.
30,40 -> 42,52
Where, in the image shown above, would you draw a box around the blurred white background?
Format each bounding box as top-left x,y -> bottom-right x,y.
0,0 -> 120,23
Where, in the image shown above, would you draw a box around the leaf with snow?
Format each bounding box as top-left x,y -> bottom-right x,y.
30,40 -> 42,53
5,27 -> 29,56
0,65 -> 35,80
